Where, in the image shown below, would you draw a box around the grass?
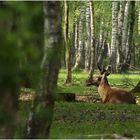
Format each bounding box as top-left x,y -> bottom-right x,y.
50,102 -> 140,139
50,69 -> 140,139
18,69 -> 140,138
57,69 -> 140,95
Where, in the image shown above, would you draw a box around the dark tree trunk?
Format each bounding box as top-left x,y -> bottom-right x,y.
125,2 -> 135,64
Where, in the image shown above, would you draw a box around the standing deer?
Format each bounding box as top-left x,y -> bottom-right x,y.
86,65 -> 136,104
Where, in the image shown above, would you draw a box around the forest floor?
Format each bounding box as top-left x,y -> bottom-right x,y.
18,69 -> 140,139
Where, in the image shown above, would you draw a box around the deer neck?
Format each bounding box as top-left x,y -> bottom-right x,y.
98,76 -> 111,99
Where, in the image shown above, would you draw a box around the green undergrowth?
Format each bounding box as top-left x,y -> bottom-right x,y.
50,102 -> 140,139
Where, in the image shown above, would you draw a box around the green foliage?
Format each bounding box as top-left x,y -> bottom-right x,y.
0,2 -> 43,90
94,1 -> 112,41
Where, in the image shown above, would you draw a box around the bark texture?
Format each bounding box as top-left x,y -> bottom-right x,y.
88,1 -> 95,80
73,3 -> 85,70
64,0 -> 72,84
110,1 -> 119,73
85,1 -> 91,71
117,1 -> 126,68
25,1 -> 62,138
122,1 -> 130,57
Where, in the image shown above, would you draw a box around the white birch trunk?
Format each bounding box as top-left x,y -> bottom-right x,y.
122,1 -> 130,56
88,1 -> 95,79
73,3 -> 85,70
110,1 -> 119,73
85,1 -> 91,70
117,1 -> 126,66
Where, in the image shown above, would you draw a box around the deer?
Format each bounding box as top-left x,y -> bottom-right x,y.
86,65 -> 136,104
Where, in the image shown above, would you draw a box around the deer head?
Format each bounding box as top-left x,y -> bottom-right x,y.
86,64 -> 111,87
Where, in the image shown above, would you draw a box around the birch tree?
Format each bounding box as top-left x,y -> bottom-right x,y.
88,0 -> 95,80
117,1 -> 126,67
74,18 -> 78,65
73,3 -> 85,70
110,1 -> 119,73
64,0 -> 72,84
122,1 -> 130,57
85,1 -> 91,71
25,1 -> 62,138
119,1 -> 135,72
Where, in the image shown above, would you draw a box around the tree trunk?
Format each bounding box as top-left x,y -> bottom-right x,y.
110,1 -> 119,73
88,1 -> 95,80
120,1 -> 135,72
117,1 -> 126,69
64,1 -> 72,84
85,1 -> 91,71
138,2 -> 140,36
125,1 -> 135,65
25,1 -> 62,138
122,1 -> 130,57
73,3 -> 85,70
73,20 -> 79,69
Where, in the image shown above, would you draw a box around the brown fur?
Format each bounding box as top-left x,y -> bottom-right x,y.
86,69 -> 136,104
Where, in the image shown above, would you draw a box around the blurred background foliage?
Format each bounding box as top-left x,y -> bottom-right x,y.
0,1 -> 43,90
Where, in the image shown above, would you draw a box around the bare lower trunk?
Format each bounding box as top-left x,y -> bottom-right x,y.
64,1 -> 72,84
88,1 -> 95,79
73,21 -> 79,70
65,41 -> 72,84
